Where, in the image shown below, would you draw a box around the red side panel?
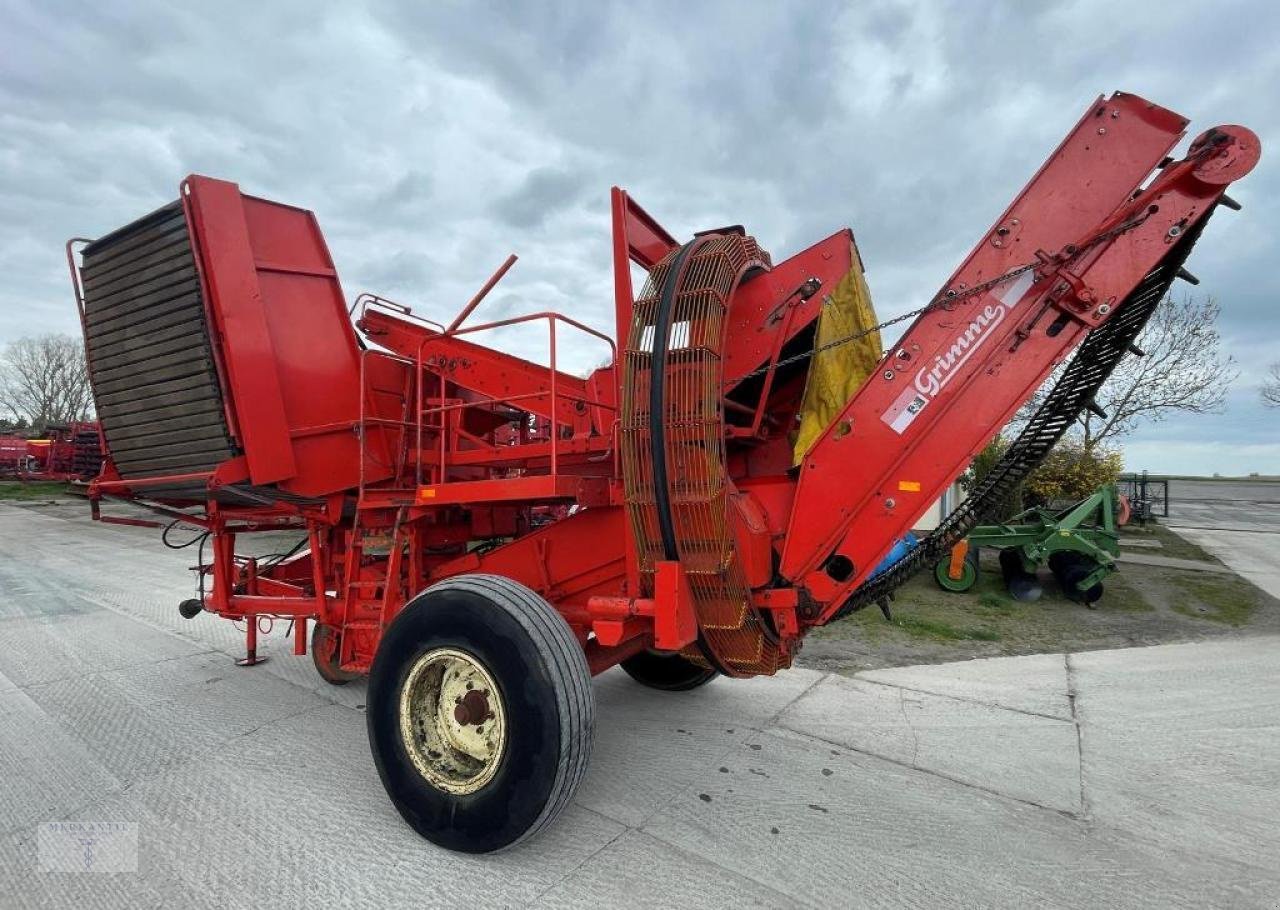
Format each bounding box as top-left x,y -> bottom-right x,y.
183,175 -> 377,497
722,230 -> 854,384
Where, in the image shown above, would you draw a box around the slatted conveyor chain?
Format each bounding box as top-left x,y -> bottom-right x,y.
79,200 -> 237,490
831,212 -> 1212,620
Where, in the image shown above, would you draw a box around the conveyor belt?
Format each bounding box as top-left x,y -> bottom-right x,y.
836,211 -> 1213,618
80,201 -> 237,492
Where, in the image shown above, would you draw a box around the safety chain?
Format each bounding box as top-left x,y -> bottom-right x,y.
728,212 -> 1152,385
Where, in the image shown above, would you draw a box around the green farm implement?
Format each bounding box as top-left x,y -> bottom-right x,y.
933,484 -> 1129,605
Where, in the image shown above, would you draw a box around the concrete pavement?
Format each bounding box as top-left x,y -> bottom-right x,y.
1170,528 -> 1280,599
2,502 -> 1279,908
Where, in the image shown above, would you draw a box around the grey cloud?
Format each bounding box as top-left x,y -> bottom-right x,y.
1,0 -> 1276,471
492,165 -> 588,229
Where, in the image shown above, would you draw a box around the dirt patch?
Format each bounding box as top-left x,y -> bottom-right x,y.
798,527 -> 1280,676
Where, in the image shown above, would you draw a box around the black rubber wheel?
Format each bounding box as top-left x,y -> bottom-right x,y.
312,622 -> 359,686
366,574 -> 594,853
620,650 -> 719,691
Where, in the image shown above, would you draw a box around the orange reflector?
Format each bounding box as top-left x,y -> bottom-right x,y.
897,480 -> 922,492
416,487 -> 437,502
948,539 -> 970,580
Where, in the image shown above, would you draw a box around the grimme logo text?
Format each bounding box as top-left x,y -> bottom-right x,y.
914,302 -> 1007,397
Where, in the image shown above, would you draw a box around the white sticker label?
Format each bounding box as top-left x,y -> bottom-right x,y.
881,270 -> 1034,435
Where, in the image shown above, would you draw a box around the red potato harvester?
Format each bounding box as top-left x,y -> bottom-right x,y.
66,92 -> 1257,852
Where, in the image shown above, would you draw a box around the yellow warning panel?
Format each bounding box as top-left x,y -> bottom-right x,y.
792,240 -> 882,463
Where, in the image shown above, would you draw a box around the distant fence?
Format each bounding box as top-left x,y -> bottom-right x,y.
1118,472 -> 1169,522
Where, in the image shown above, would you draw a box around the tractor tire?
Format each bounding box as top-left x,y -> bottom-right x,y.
620,650 -> 718,691
933,549 -> 979,593
366,574 -> 594,853
312,622 -> 360,686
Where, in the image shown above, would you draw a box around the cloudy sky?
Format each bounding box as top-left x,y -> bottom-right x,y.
2,0 -> 1275,473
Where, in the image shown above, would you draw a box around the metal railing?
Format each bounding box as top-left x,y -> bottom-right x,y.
418,312 -> 616,482
1118,471 -> 1169,522
354,304 -> 616,496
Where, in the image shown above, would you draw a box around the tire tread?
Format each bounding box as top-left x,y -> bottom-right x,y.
420,574 -> 594,850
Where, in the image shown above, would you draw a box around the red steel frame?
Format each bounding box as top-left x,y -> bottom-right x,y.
70,93 -> 1258,678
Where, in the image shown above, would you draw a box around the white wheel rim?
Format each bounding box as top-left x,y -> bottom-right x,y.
398,647 -> 507,795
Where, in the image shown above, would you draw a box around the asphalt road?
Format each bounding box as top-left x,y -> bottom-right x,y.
3,502 -> 1279,908
1162,478 -> 1280,599
1165,478 -> 1280,533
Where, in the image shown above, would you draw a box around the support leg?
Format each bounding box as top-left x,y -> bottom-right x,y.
236,615 -> 269,667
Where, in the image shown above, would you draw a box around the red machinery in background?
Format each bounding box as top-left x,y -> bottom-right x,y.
29,422 -> 104,480
67,92 -> 1257,852
0,422 -> 102,481
0,436 -> 36,477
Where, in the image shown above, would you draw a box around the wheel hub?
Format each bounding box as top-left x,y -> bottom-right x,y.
453,689 -> 491,726
398,647 -> 506,795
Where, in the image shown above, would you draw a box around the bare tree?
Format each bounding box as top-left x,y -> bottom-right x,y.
1262,362 -> 1280,408
1017,293 -> 1236,451
0,334 -> 95,431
